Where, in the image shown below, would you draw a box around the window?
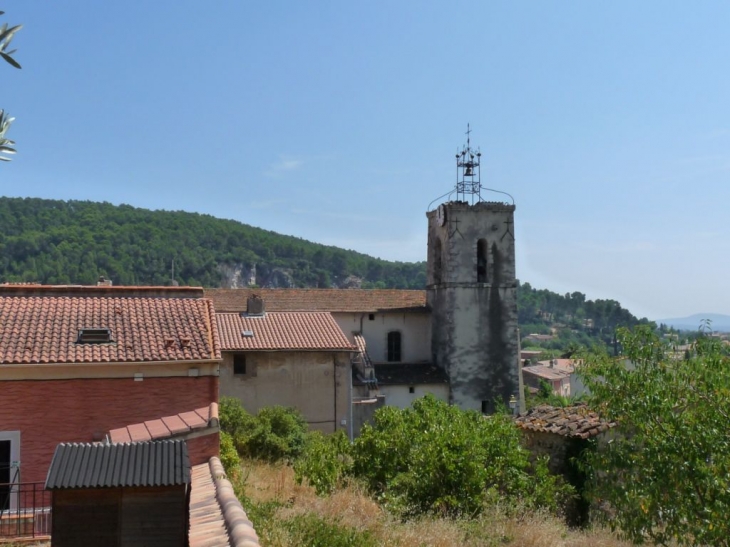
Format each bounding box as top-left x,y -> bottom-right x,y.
477,239 -> 488,283
368,313 -> 375,321
408,386 -> 415,394
76,327 -> 112,344
233,354 -> 246,375
387,331 -> 402,362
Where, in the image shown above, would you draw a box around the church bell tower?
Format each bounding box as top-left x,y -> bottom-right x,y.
426,126 -> 519,413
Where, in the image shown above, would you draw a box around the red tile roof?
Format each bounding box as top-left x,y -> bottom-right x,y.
216,312 -> 355,351
522,364 -> 571,382
515,404 -> 614,439
0,295 -> 220,364
205,288 -> 428,313
189,457 -> 260,547
109,403 -> 219,444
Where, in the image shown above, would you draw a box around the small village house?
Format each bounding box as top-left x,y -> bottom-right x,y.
216,295 -> 356,434
0,284 -> 221,515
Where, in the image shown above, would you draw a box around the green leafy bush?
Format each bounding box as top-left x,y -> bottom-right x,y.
294,430 -> 353,495
220,397 -> 308,463
351,394 -> 573,517
219,431 -> 241,476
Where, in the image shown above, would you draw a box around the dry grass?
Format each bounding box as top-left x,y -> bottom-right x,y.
235,459 -> 635,547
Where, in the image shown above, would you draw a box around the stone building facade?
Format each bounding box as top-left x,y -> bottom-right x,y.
426,200 -> 519,412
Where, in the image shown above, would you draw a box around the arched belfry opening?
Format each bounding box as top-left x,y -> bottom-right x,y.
477,238 -> 488,282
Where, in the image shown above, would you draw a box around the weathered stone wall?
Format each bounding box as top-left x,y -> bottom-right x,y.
426,201 -> 519,412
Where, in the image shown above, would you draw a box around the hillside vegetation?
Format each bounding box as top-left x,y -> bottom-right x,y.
0,197 -> 425,288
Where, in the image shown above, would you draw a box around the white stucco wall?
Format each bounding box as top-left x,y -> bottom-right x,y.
378,384 -> 450,409
332,312 -> 431,363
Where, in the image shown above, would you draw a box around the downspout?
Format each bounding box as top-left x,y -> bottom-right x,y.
348,352 -> 354,440
334,356 -> 337,433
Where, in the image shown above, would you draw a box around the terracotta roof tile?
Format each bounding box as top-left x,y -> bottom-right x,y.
0,294 -> 220,365
205,288 -> 428,313
189,457 -> 260,547
109,404 -> 219,444
216,312 -> 355,351
514,404 -> 614,439
522,364 -> 571,381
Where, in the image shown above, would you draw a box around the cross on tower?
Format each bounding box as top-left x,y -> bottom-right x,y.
501,218 -> 515,241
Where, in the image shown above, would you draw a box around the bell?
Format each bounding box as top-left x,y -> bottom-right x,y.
464,165 -> 473,176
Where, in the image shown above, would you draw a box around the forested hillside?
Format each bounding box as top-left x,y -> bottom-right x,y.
0,197 -> 426,288
517,282 -> 655,351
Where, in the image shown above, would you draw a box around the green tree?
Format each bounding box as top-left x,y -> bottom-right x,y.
0,10 -> 21,162
580,325 -> 730,546
351,395 -> 572,517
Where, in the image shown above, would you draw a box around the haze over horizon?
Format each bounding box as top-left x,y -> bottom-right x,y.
3,2 -> 730,321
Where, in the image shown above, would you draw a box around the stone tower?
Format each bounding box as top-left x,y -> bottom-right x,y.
426,128 -> 519,413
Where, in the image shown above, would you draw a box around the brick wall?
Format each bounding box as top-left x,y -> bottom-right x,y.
0,376 -> 219,484
186,432 -> 220,466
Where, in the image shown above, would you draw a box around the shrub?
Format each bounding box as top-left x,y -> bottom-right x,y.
219,397 -> 308,462
294,430 -> 353,495
219,431 -> 241,477
352,394 -> 573,517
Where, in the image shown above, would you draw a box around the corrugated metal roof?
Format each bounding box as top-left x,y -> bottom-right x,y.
46,440 -> 190,490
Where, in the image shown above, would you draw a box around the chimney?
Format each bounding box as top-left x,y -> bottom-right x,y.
247,294 -> 265,316
97,276 -> 113,287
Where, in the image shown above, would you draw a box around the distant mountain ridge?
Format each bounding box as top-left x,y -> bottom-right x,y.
658,313 -> 730,333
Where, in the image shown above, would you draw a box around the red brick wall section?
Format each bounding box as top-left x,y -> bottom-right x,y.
0,376 -> 219,484
186,432 -> 220,466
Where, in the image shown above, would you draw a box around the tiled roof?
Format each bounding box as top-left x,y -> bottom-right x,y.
522,364 -> 570,382
0,295 -> 220,364
109,403 -> 219,444
536,359 -> 577,373
216,312 -> 355,351
189,457 -> 259,547
205,288 -> 428,313
514,404 -> 614,439
46,440 -> 190,489
372,363 -> 449,385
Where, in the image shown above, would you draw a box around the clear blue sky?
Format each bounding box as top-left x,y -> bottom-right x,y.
3,1 -> 730,321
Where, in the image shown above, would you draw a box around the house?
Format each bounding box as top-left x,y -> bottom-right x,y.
522,359 -> 577,397
206,289 -> 447,414
216,295 -> 356,434
0,284 -> 221,507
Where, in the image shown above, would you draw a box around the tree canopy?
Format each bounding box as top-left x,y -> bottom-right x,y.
580,325 -> 730,546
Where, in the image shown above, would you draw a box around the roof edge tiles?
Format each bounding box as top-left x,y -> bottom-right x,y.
189,457 -> 260,547
0,284 -> 205,298
109,403 -> 220,444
